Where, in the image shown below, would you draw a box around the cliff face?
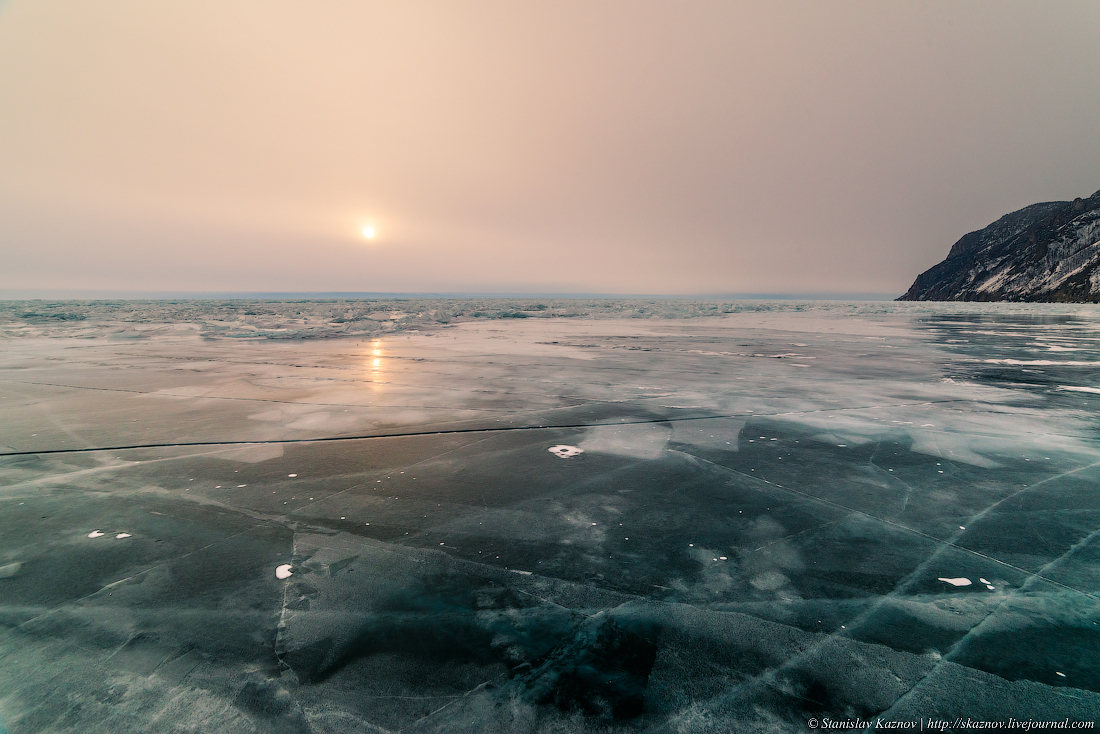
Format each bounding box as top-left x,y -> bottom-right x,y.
897,189 -> 1100,302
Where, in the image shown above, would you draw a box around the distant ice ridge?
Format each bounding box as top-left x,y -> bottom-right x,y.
4,298 -> 1100,341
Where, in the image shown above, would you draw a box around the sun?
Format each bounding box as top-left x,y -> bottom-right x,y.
361,225 -> 376,240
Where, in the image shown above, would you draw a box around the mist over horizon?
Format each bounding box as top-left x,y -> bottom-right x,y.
2,1 -> 1099,295
0,289 -> 905,302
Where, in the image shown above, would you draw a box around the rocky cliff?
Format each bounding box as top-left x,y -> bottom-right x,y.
897,189 -> 1100,302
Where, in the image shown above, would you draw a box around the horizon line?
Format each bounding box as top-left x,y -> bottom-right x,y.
0,289 -> 902,301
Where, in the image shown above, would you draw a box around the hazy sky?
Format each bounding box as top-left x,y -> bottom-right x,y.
2,1 -> 1099,296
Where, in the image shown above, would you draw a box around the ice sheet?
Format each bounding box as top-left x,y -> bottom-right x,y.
2,299 -> 1100,731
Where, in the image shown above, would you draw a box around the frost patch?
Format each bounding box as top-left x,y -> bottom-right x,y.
909,431 -> 1001,468
750,571 -> 789,592
579,423 -> 670,459
215,444 -> 284,463
984,359 -> 1098,366
670,418 -> 745,451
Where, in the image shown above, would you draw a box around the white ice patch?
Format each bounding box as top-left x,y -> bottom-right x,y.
983,359 -> 1099,366
215,444 -> 284,463
275,564 -> 293,579
750,570 -> 789,592
1060,386 -> 1100,394
808,432 -> 873,447
286,412 -> 338,430
88,531 -> 104,538
0,562 -> 22,579
548,445 -> 584,459
938,577 -> 972,587
115,533 -> 131,539
670,418 -> 746,451
148,385 -> 218,399
909,430 -> 1001,468
579,423 -> 670,459
252,400 -> 363,431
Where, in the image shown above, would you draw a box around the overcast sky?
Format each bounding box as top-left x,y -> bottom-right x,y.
1,1 -> 1098,296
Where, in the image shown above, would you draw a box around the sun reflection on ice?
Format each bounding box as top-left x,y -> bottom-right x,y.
365,340 -> 386,387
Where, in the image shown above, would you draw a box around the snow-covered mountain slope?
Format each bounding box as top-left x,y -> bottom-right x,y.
898,189 -> 1100,302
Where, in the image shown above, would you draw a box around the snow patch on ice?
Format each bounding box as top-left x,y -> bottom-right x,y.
938,577 -> 972,587
548,445 -> 584,459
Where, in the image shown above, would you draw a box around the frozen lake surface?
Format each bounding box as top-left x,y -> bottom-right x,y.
1,299 -> 1099,731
